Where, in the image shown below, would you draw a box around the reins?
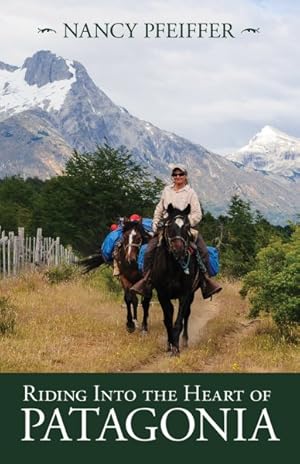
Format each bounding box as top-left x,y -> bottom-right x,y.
124,241 -> 142,250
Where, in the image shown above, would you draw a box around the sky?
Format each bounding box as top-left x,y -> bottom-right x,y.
1,0 -> 300,155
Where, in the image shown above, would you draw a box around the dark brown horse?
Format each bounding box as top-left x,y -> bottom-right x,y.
80,219 -> 151,333
151,204 -> 201,355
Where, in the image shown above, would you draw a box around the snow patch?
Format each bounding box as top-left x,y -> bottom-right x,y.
227,126 -> 300,179
144,122 -> 155,135
0,60 -> 76,116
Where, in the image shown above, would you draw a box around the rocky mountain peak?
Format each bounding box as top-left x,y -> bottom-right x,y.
227,126 -> 300,179
0,61 -> 18,72
22,50 -> 74,87
0,50 -> 299,224
250,125 -> 299,146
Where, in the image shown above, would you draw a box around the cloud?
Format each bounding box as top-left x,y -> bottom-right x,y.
1,0 -> 300,154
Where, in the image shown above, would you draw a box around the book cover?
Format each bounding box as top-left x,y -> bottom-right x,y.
0,1 -> 299,463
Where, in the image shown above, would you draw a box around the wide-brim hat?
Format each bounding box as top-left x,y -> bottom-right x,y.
170,163 -> 188,175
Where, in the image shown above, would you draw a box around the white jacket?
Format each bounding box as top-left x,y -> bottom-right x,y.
153,184 -> 202,232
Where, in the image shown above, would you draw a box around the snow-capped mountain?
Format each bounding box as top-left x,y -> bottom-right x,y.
0,51 -> 299,224
227,125 -> 300,180
0,57 -> 76,116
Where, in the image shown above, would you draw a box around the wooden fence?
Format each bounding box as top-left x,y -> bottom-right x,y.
0,227 -> 77,277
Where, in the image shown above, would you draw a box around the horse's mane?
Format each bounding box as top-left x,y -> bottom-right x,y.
122,221 -> 148,241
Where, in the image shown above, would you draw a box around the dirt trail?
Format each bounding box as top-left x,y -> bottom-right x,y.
134,292 -> 222,372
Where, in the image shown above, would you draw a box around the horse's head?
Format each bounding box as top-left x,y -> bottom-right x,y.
164,204 -> 191,258
122,218 -> 144,264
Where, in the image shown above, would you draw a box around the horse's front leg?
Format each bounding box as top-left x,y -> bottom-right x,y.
173,294 -> 193,353
157,291 -> 174,352
182,293 -> 194,348
131,290 -> 139,329
141,291 -> 152,333
124,289 -> 135,333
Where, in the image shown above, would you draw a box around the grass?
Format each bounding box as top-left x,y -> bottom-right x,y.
0,269 -> 163,372
0,271 -> 298,373
0,296 -> 16,335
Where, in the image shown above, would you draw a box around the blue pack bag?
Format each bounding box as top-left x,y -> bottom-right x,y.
142,218 -> 153,233
137,219 -> 152,271
101,228 -> 122,262
101,218 -> 152,264
138,243 -> 148,272
207,246 -> 220,276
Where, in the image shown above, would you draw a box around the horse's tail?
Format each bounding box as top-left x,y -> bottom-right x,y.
78,253 -> 104,273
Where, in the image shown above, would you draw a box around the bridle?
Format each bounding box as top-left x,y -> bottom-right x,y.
124,240 -> 142,251
123,226 -> 143,260
164,215 -> 190,254
163,215 -> 192,274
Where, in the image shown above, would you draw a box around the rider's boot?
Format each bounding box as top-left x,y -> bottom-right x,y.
200,273 -> 222,299
130,235 -> 158,296
112,259 -> 120,276
130,270 -> 151,296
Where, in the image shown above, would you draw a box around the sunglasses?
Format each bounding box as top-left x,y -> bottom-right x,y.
172,172 -> 185,177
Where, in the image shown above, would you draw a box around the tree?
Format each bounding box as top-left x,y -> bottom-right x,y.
199,211 -> 221,246
36,145 -> 164,254
241,226 -> 300,336
0,176 -> 43,233
253,209 -> 289,252
220,195 -> 257,277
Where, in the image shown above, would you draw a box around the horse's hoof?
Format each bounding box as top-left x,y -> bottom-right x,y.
166,343 -> 172,352
133,319 -> 139,329
126,324 -> 135,333
182,339 -> 188,349
171,346 -> 180,357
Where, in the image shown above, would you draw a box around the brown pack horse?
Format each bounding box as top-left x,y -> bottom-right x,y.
80,219 -> 152,333
114,219 -> 152,332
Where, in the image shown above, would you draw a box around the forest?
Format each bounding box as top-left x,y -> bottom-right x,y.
0,144 -> 298,332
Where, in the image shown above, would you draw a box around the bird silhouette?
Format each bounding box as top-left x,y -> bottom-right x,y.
241,27 -> 260,34
38,27 -> 57,34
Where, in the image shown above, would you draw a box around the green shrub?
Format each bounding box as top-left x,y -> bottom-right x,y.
100,266 -> 123,294
85,265 -> 122,296
0,297 -> 16,335
220,247 -> 255,279
45,264 -> 79,284
241,226 -> 300,338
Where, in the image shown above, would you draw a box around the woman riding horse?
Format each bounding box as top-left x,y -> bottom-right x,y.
150,203 -> 200,354
131,164 -> 222,299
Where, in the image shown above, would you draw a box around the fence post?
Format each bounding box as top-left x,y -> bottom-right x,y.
0,228 -> 76,278
18,227 -> 25,271
47,239 -> 54,265
2,231 -> 6,277
55,237 -> 60,266
8,232 -> 14,276
34,228 -> 43,266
